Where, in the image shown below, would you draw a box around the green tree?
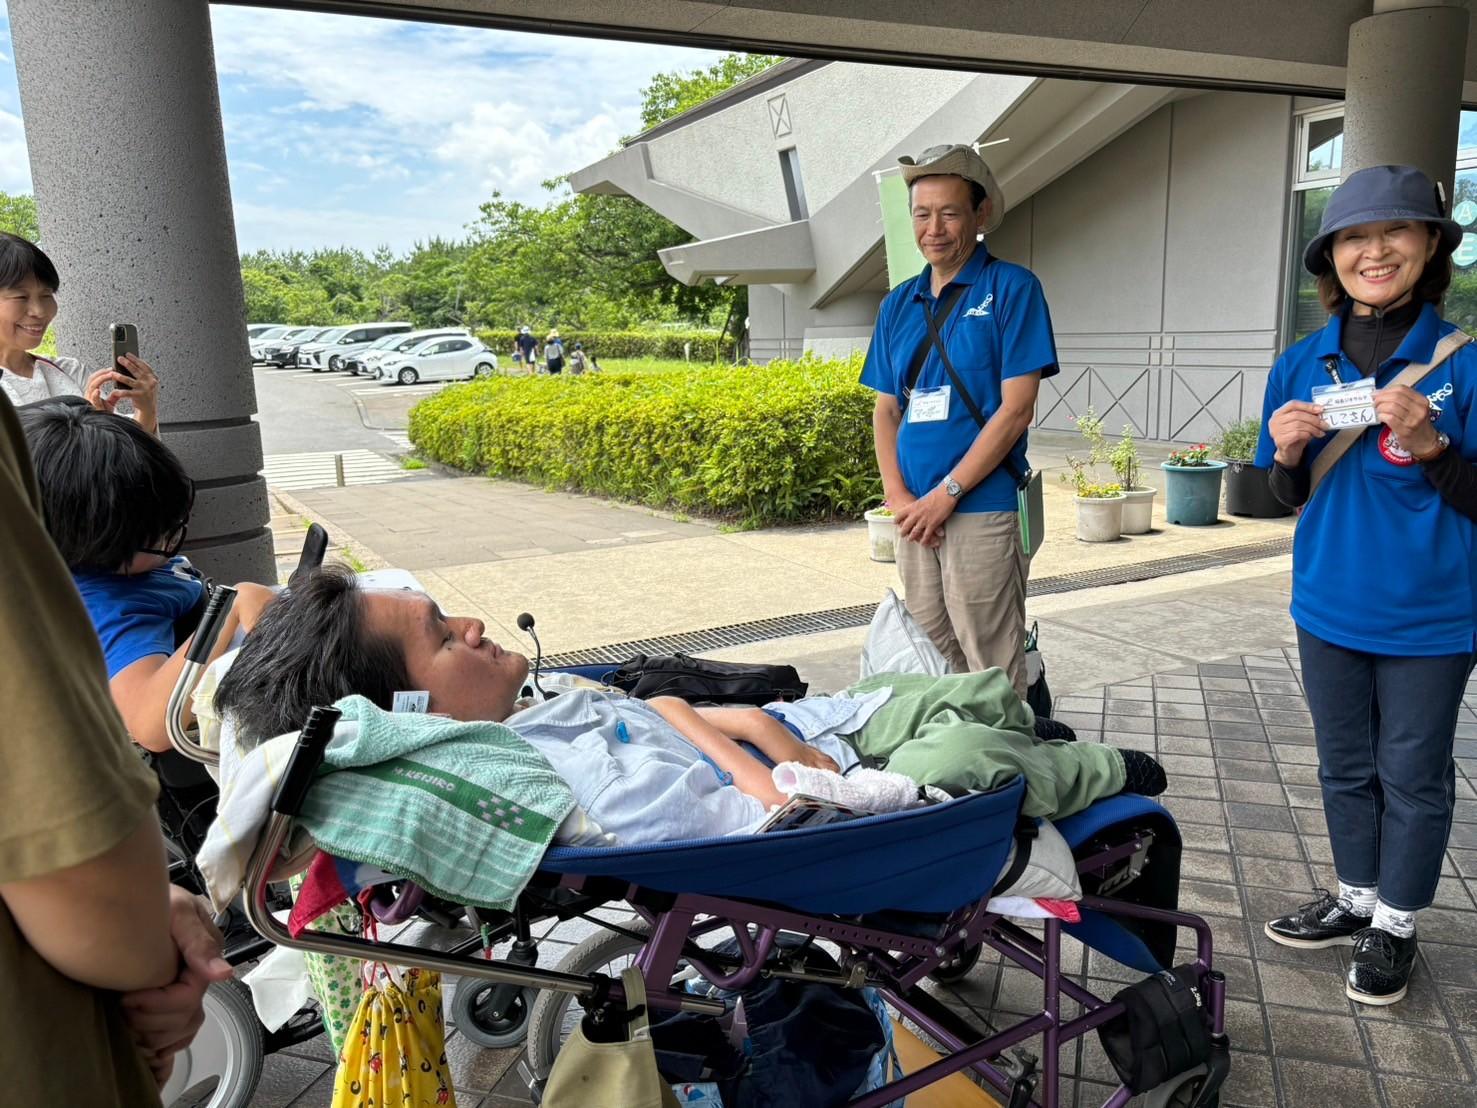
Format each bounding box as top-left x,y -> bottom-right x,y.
0,191 -> 39,241
637,53 -> 779,132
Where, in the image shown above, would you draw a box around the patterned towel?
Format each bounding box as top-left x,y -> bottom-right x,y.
298,695 -> 576,912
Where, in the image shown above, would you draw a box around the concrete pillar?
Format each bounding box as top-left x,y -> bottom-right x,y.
9,0 -> 272,583
1341,3 -> 1469,196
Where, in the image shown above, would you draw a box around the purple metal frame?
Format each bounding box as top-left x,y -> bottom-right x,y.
542,833 -> 1223,1108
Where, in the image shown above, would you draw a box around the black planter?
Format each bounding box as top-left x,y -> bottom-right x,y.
1223,461 -> 1292,518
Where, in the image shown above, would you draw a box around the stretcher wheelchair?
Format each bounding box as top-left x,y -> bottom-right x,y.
169,574 -> 1230,1108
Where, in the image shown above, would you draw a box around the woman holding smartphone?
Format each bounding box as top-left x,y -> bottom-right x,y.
0,232 -> 160,433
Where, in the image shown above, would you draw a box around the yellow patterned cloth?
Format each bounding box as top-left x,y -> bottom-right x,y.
332,966 -> 456,1108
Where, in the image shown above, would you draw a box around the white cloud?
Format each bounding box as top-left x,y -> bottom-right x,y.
0,105 -> 29,193
0,1 -> 731,250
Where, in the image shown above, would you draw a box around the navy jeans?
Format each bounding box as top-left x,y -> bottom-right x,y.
1297,627 -> 1475,910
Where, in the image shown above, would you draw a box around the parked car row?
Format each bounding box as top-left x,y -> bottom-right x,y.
244,321 -> 497,384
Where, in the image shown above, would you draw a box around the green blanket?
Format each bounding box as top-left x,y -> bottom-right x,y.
299,695 -> 575,911
847,671 -> 1125,819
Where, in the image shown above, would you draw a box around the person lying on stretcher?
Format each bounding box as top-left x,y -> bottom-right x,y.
214,567 -> 1165,845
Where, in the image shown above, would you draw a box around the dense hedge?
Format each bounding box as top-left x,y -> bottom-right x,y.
407,354 -> 880,524
474,328 -> 735,361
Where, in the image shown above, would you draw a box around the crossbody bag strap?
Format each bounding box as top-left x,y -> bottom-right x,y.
1306,330 -> 1471,500
921,296 -> 1027,487
899,282 -> 967,411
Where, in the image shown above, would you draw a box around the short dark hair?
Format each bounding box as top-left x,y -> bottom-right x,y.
0,232 -> 61,292
1316,225 -> 1453,313
215,565 -> 410,740
907,175 -> 988,211
19,403 -> 192,572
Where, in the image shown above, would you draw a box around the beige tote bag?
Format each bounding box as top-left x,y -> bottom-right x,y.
541,967 -> 681,1108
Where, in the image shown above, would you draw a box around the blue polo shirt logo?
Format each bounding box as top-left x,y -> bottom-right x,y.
860,247 -> 1060,514
964,293 -> 994,318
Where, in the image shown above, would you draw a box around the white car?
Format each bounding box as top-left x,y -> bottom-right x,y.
247,325 -> 291,360
294,326 -> 350,371
353,328 -> 470,376
379,336 -> 497,385
315,321 -> 414,372
246,322 -> 286,339
258,326 -> 324,367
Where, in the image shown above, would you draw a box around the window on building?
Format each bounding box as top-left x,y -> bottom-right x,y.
779,147 -> 808,221
1286,106 -> 1477,342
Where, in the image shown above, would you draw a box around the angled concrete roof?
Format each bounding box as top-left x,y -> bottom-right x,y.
241,2 -> 1477,103
658,222 -> 815,285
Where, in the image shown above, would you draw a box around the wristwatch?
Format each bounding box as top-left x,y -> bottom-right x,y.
942,475 -> 964,499
1411,431 -> 1451,464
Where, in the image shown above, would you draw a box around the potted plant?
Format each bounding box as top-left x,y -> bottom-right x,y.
1106,426 -> 1156,534
1215,418 -> 1291,518
1075,408 -> 1154,535
863,502 -> 897,562
1161,443 -> 1227,526
1061,454 -> 1125,542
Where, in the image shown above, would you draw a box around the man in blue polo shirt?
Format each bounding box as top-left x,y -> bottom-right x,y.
861,144 -> 1058,695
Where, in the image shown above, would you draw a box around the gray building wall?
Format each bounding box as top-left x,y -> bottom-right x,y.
992,91 -> 1293,442
647,64 -> 977,225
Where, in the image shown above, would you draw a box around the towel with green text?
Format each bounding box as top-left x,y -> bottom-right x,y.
299,695 -> 576,911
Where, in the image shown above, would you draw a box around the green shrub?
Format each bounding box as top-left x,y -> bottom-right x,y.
475,328 -> 735,362
408,354 -> 880,525
1213,418 -> 1262,463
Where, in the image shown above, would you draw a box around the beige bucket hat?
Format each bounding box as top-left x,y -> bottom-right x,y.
898,143 -> 1005,234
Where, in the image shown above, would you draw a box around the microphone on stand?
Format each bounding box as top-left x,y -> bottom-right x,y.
517,612 -> 547,700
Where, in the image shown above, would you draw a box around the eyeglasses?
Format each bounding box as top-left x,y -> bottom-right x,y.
140,479 -> 194,560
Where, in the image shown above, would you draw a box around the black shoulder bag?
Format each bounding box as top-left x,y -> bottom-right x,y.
898,278 -> 1045,557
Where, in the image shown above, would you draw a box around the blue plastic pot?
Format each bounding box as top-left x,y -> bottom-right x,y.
1161,460 -> 1227,526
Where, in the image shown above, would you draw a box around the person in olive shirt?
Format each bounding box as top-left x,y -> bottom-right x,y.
0,391 -> 229,1102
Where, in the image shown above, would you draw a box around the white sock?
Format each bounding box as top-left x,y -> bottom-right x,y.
1371,901 -> 1417,938
1338,882 -> 1376,916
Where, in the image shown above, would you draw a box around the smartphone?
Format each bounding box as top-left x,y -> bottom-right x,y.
111,323 -> 139,380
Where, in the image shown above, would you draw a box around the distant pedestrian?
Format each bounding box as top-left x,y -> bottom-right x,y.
568,342 -> 587,375
545,330 -> 565,375
515,325 -> 537,372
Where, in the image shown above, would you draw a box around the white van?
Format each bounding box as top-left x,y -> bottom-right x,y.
301,322 -> 414,372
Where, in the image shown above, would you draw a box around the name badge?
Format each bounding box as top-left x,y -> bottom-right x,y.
908,385 -> 951,423
1311,377 -> 1376,430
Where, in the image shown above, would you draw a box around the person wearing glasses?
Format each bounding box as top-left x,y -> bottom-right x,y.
18,403 -> 274,751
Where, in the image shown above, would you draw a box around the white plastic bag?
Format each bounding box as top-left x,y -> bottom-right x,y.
860,589 -> 951,680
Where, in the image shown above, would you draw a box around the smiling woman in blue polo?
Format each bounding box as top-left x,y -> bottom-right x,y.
1254,164 -> 1477,1008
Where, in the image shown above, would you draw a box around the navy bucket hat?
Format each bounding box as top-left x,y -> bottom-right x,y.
1303,164 -> 1462,276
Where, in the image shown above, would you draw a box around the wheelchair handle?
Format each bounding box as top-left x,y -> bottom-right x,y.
271,705 -> 341,817
185,584 -> 238,666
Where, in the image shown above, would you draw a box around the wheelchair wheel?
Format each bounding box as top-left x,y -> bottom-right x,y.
927,941 -> 982,984
525,920 -> 652,1083
1142,1064 -> 1219,1108
161,979 -> 264,1108
451,978 -> 537,1048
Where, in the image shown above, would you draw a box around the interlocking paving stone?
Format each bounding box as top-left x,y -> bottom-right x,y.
1362,1018 -> 1472,1079
1276,1059 -> 1382,1107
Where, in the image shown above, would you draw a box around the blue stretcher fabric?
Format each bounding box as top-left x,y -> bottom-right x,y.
1056,794 -> 1182,974
541,779 -> 1027,915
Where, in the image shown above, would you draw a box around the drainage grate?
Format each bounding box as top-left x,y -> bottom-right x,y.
543,535 -> 1292,668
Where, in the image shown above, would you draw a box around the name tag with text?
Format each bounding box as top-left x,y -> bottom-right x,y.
908,385 -> 951,423
1312,377 -> 1376,430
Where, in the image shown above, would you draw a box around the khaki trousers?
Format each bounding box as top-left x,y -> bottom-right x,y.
896,510 -> 1029,696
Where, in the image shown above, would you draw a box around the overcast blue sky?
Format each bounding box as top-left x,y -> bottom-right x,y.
0,3 -> 722,253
